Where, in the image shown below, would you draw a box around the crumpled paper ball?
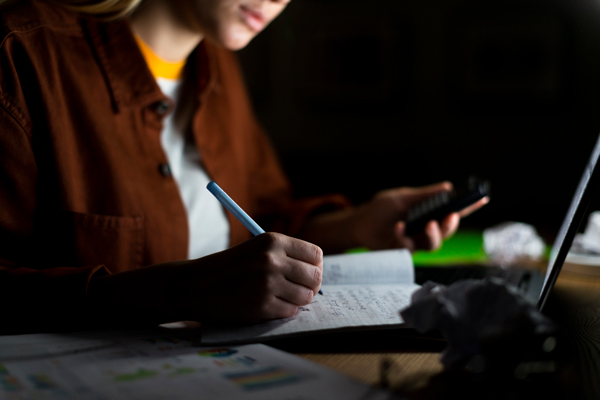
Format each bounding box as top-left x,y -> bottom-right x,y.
400,278 -> 556,371
571,211 -> 600,254
483,222 -> 546,266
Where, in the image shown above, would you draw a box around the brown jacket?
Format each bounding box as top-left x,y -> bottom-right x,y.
0,1 -> 348,332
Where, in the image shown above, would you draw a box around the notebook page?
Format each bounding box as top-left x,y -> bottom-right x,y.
322,249 -> 414,285
202,283 -> 419,344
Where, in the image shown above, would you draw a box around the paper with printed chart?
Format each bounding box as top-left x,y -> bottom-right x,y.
0,330 -> 391,400
202,249 -> 419,344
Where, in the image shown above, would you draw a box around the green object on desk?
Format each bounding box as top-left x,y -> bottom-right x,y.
412,230 -> 488,266
345,230 -> 488,266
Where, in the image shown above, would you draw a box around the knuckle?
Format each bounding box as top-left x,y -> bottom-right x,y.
255,251 -> 279,274
255,232 -> 278,251
311,244 -> 323,263
290,287 -> 313,306
262,251 -> 278,268
312,266 -> 322,285
305,289 -> 314,304
264,232 -> 282,248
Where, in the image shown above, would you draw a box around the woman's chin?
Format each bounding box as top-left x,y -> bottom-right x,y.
212,26 -> 257,50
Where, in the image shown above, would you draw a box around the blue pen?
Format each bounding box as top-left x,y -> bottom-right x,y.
207,181 -> 323,296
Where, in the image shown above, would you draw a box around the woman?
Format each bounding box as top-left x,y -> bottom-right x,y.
0,0 -> 486,333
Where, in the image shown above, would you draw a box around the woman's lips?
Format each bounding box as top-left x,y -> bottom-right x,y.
239,4 -> 266,32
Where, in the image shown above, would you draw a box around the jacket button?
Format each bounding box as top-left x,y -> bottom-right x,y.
154,100 -> 170,115
158,163 -> 172,177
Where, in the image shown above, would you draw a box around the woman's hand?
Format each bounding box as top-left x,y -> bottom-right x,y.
87,232 -> 323,326
351,182 -> 488,252
300,182 -> 489,254
187,232 -> 323,323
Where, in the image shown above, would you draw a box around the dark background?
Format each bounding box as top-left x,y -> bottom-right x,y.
237,0 -> 600,234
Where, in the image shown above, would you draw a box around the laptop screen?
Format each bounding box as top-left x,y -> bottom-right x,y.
537,133 -> 600,310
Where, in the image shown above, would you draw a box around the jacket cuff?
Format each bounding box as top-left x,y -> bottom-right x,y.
1,264 -> 110,334
287,194 -> 353,237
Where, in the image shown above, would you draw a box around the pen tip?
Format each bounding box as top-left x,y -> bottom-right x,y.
318,289 -> 324,296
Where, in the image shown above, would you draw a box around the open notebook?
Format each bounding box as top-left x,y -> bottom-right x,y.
202,250 -> 418,344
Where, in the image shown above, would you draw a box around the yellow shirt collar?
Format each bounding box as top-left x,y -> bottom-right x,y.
134,34 -> 186,80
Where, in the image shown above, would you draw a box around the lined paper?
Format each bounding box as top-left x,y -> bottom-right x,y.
322,249 -> 414,285
202,284 -> 418,344
202,249 -> 417,344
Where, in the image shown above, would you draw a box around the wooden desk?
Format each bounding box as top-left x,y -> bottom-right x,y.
271,271 -> 600,399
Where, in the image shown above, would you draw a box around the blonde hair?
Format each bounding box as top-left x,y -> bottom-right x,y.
0,0 -> 143,19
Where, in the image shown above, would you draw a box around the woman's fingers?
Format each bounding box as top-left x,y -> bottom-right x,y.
283,236 -> 323,267
410,220 -> 443,251
281,258 -> 322,295
440,213 -> 460,238
458,196 -> 490,218
275,277 -> 316,306
259,297 -> 300,321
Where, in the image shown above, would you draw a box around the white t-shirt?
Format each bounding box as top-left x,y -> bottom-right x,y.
157,77 -> 230,259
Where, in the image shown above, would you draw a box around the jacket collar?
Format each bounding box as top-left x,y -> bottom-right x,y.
82,16 -> 217,113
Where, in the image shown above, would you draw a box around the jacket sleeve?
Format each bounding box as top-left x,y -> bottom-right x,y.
245,118 -> 352,236
0,103 -> 109,334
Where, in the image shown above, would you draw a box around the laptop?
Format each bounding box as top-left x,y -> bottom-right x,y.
415,132 -> 600,311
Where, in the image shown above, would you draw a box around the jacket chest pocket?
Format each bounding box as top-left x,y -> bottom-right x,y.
49,211 -> 145,273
